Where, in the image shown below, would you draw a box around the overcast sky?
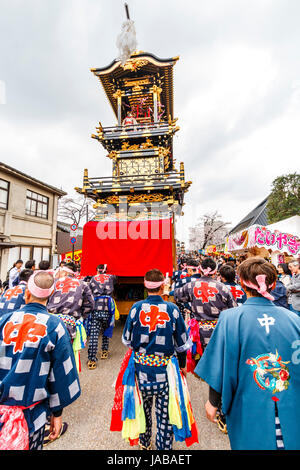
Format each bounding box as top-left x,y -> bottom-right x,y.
1,0 -> 299,245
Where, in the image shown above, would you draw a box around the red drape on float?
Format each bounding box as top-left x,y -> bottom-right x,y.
80,219 -> 174,277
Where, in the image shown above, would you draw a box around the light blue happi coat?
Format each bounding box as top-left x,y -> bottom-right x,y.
194,297 -> 300,450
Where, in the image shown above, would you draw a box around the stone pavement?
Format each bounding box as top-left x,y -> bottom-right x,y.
46,320 -> 230,451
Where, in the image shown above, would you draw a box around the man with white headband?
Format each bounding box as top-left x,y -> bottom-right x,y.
194,257 -> 300,450
87,264 -> 117,368
0,271 -> 81,450
174,257 -> 236,357
45,262 -> 93,445
171,258 -> 201,320
121,269 -> 193,450
47,262 -> 94,339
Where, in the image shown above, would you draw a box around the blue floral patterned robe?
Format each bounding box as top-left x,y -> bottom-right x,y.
194,297 -> 300,450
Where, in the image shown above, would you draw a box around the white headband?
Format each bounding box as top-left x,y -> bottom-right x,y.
27,271 -> 54,298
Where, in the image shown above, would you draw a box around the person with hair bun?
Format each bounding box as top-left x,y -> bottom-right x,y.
277,263 -> 292,287
194,257 -> 300,450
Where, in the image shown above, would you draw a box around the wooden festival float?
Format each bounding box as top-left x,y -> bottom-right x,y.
75,13 -> 191,315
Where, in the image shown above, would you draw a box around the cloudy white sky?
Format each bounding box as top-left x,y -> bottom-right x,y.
1,0 -> 299,245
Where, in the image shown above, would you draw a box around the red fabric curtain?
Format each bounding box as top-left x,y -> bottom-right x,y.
80,219 -> 174,277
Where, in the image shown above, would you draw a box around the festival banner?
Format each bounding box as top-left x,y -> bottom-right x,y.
226,225 -> 300,256
253,226 -> 300,255
61,249 -> 82,263
205,245 -> 217,254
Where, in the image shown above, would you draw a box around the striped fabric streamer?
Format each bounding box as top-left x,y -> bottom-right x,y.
275,403 -> 285,450
167,357 -> 199,447
72,320 -> 87,372
120,351 -> 146,445
187,318 -> 203,373
51,314 -> 87,373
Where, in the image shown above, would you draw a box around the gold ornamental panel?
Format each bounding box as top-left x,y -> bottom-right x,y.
117,156 -> 162,176
95,193 -> 174,206
121,59 -> 149,72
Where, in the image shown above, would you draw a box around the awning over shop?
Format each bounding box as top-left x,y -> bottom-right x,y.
266,215 -> 300,239
0,241 -> 17,248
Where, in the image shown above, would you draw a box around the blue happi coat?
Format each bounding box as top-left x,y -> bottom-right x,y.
0,282 -> 27,318
223,281 -> 247,305
194,297 -> 300,450
0,303 -> 81,435
171,269 -> 190,290
171,271 -> 201,314
85,273 -> 117,337
122,295 -> 192,385
174,276 -> 236,321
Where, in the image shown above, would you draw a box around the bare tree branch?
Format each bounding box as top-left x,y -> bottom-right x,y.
189,211 -> 231,251
58,195 -> 96,227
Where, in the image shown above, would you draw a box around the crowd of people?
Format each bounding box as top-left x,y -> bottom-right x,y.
175,253 -> 300,315
0,252 -> 299,451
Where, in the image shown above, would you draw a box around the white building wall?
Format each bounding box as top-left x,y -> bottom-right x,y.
0,168 -> 63,281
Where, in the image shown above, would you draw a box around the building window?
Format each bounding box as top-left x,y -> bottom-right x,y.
0,178 -> 9,209
33,246 -> 50,266
7,245 -> 51,269
26,190 -> 49,219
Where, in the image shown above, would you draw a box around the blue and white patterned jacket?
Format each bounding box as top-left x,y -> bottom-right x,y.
0,302 -> 81,434
122,295 -> 192,385
0,282 -> 27,318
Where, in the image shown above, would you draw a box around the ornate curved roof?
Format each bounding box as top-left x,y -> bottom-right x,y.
91,52 -> 179,121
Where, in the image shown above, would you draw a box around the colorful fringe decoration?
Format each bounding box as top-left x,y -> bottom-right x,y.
51,314 -> 87,373
110,349 -> 132,432
111,351 -> 198,448
104,297 -> 119,339
187,318 -> 203,374
72,319 -> 87,373
114,300 -> 120,321
110,349 -> 145,446
83,314 -> 92,336
167,357 -> 199,446
121,375 -> 146,445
